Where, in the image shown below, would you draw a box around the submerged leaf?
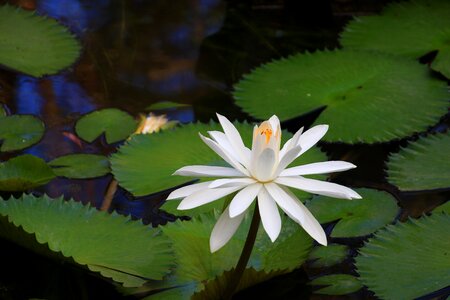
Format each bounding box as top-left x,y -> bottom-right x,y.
340,0 -> 450,78
306,188 -> 398,237
308,244 -> 349,268
0,195 -> 173,287
309,274 -> 362,295
75,108 -> 138,144
111,122 -> 326,197
234,49 -> 448,143
0,155 -> 55,191
0,5 -> 80,77
356,214 -> 450,300
48,154 -> 110,179
0,115 -> 44,151
387,133 -> 450,191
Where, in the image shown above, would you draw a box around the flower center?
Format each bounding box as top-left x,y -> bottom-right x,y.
260,128 -> 272,144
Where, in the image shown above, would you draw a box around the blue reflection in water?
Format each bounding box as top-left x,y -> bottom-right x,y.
15,76 -> 44,115
50,75 -> 95,115
37,0 -> 111,35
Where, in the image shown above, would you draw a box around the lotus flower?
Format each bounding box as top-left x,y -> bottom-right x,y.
167,114 -> 361,252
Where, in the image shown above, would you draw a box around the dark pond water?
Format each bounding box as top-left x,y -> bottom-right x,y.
0,0 -> 449,299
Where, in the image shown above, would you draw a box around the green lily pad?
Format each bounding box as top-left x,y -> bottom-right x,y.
308,244 -> 349,268
48,154 -> 110,179
75,108 -> 138,144
0,5 -> 80,77
356,214 -> 450,300
0,194 -> 173,287
0,115 -> 45,151
309,274 -> 362,295
306,188 -> 398,237
0,155 -> 55,191
433,201 -> 450,214
146,211 -> 312,298
111,122 -> 326,197
233,49 -> 448,143
147,101 -> 190,111
387,133 -> 450,191
340,0 -> 450,78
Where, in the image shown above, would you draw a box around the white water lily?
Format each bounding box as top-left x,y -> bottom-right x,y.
138,113 -> 170,134
167,114 -> 361,252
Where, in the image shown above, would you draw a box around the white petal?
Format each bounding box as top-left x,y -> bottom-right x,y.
264,183 -> 327,246
298,125 -> 328,156
199,133 -> 250,176
167,181 -> 212,200
177,186 -> 242,210
258,186 -> 282,242
275,176 -> 362,199
273,146 -> 302,178
229,183 -> 262,217
174,165 -> 244,177
210,206 -> 246,253
279,127 -> 303,159
216,113 -> 251,167
209,178 -> 256,189
280,161 -> 356,177
253,148 -> 276,181
268,115 -> 280,136
208,131 -> 241,163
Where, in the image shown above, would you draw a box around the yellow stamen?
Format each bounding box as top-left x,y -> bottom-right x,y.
258,122 -> 273,144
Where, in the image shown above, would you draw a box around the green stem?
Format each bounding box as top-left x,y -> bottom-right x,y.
223,203 -> 261,299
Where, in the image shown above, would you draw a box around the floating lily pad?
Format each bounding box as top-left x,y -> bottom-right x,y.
75,108 -> 138,144
433,201 -> 450,214
306,188 -> 398,237
111,122 -> 326,197
340,0 -> 450,78
0,155 -> 55,191
387,134 -> 450,191
48,154 -> 110,179
308,244 -> 349,268
234,49 -> 448,143
0,5 -> 81,77
146,211 -> 312,298
0,115 -> 45,151
309,274 -> 362,295
0,194 -> 173,287
356,214 -> 450,300
147,101 -> 190,111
